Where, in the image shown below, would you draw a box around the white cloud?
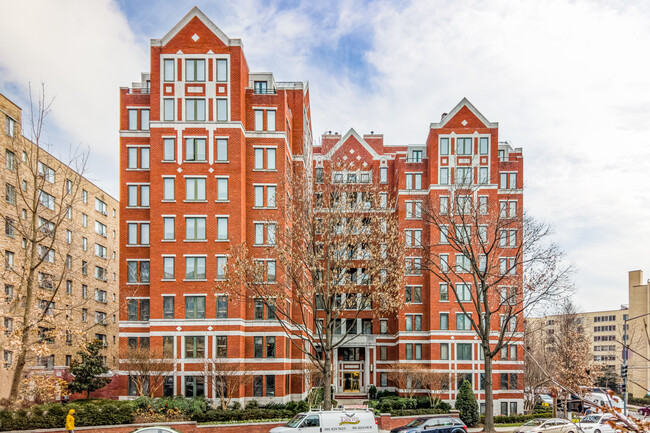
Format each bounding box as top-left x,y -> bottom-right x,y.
1,0 -> 648,311
0,0 -> 147,196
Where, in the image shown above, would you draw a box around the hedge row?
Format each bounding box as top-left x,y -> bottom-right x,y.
192,408 -> 296,422
0,401 -> 135,431
481,412 -> 553,424
391,408 -> 450,417
628,396 -> 650,406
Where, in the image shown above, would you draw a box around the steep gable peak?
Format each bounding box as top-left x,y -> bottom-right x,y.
152,7 -> 242,47
430,97 -> 497,129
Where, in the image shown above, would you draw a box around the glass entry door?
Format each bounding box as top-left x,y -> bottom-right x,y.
343,372 -> 361,392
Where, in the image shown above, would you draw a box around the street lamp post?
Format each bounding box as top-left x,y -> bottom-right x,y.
622,311 -> 650,415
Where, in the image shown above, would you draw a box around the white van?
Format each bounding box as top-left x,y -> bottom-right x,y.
270,409 -> 378,433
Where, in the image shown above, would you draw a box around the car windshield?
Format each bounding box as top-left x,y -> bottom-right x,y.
523,420 -> 545,426
286,414 -> 305,428
406,418 -> 429,427
581,416 -> 600,423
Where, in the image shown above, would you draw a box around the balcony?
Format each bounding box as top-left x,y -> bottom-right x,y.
253,88 -> 276,95
128,88 -> 150,95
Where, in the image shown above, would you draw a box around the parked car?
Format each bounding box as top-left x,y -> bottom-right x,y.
513,418 -> 576,433
389,416 -> 467,433
536,394 -> 554,407
576,414 -> 617,433
271,409 -> 378,433
638,406 -> 650,416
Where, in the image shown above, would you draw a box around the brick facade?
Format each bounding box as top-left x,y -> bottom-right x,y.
119,7 -> 524,415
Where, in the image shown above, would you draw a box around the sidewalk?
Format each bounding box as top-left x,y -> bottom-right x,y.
380,429 -> 516,433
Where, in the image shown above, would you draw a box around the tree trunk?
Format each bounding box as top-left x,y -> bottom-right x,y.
323,349 -> 332,410
8,266 -> 37,400
483,348 -> 495,433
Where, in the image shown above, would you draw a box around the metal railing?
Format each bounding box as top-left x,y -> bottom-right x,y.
253,88 -> 277,95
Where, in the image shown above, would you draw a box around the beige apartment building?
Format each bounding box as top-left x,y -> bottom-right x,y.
528,270 -> 650,398
0,93 -> 119,398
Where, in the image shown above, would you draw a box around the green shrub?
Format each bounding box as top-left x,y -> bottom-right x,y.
191,408 -> 295,423
369,385 -> 377,400
246,400 -> 259,409
391,408 -> 448,417
455,380 -> 479,427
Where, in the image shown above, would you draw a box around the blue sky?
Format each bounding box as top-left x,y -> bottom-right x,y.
1,0 -> 650,313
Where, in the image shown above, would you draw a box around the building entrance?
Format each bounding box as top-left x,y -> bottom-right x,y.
343,372 -> 360,392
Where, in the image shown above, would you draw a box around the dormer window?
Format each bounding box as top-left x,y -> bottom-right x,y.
254,81 -> 268,94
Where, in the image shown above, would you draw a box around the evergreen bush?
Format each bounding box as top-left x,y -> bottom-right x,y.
454,380 -> 479,427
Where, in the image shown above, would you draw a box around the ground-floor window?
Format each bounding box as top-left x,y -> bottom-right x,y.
253,375 -> 263,396
163,376 -> 174,397
480,403 -> 485,414
380,372 -> 387,387
510,402 -> 518,415
185,375 -> 205,397
500,401 -> 508,415
266,375 -> 275,396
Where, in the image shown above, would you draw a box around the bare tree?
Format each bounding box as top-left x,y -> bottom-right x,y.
301,361 -> 324,407
418,182 -> 572,431
386,364 -> 424,399
225,161 -> 405,409
205,358 -> 254,410
523,318 -> 552,413
419,369 -> 450,407
0,84 -> 90,401
547,300 -> 594,417
120,346 -> 175,397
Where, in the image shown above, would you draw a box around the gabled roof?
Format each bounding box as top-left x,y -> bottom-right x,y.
151,6 -> 242,47
324,128 -> 381,159
430,97 -> 498,129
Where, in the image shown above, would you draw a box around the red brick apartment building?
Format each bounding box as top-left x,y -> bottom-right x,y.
119,7 -> 524,415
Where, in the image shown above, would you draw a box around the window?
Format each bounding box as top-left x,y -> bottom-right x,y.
216,139 -> 227,162
126,261 -> 148,283
254,110 -> 264,131
160,177 -> 174,201
380,167 -> 387,183
380,372 -> 388,387
38,189 -> 54,209
479,167 -> 489,184
455,167 -> 472,184
457,343 -> 472,360
5,117 -> 15,137
128,110 -> 137,130
185,257 -> 206,280
500,172 -> 517,189
216,217 -> 228,240
440,313 -> 449,330
216,295 -> 228,318
379,346 -> 388,360
439,137 -> 449,155
440,254 -> 449,272
457,313 -> 472,330
185,177 -> 206,201
95,198 -> 107,215
440,283 -> 449,301
216,178 -> 228,201
254,336 -> 264,357
163,257 -> 175,280
441,343 -> 449,360
163,138 -> 175,161
440,225 -> 448,244
163,217 -> 175,240
457,283 -> 471,301
405,229 -> 422,247
5,218 -> 14,238
4,251 -> 14,270
185,296 -> 206,319
440,196 -> 449,215
37,162 -> 55,183
216,256 -> 228,280
439,167 -> 449,185
186,217 -> 206,240
164,99 -> 174,121
185,138 -> 206,162
141,110 -> 149,130
254,185 -> 276,208
479,137 -> 489,155
4,150 -> 15,171
456,255 -> 471,273
94,244 -> 107,259
405,286 -> 422,303
216,59 -> 227,82
163,336 -> 174,358
253,375 -> 263,396
185,59 -> 205,82
406,315 -> 422,331
456,137 -> 473,155
185,336 -> 205,358
254,81 -> 268,93
66,280 -> 72,294
266,336 -> 276,358
405,201 -> 422,219
405,257 -> 421,275
163,296 -> 174,319
264,109 -> 275,131
95,221 -> 107,237
214,336 -> 227,358
185,99 -> 206,121
405,173 -> 422,190
216,99 -> 228,121
163,59 -> 175,81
